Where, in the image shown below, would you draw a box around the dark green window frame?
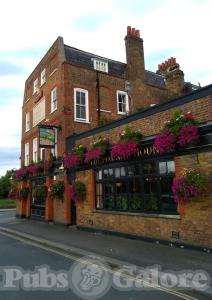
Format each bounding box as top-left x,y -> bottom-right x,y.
95,158 -> 177,215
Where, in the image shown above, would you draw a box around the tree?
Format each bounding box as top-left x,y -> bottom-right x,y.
0,170 -> 14,199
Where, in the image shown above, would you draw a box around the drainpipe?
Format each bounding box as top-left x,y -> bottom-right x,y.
96,71 -> 101,124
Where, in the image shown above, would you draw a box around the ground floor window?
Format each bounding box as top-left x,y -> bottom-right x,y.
95,158 -> 177,214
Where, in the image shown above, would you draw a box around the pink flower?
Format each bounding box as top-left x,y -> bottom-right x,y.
177,124 -> 200,147
111,142 -> 138,159
154,130 -> 176,154
64,154 -> 81,168
84,148 -> 102,163
26,165 -> 38,175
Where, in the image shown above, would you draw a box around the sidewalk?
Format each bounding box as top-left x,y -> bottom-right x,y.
1,219 -> 211,277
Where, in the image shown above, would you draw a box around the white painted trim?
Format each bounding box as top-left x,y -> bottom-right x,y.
40,68 -> 46,86
50,87 -> 57,113
49,68 -> 58,77
116,90 -> 129,115
74,88 -> 89,123
25,112 -> 30,132
96,109 -> 111,113
24,143 -> 29,166
93,59 -> 108,73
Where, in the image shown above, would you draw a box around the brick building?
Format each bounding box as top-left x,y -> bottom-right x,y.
16,26 -> 212,248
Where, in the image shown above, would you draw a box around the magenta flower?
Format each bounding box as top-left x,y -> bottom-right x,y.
64,154 -> 81,168
15,168 -> 27,179
111,142 -> 138,159
172,177 -> 201,203
26,164 -> 38,175
84,148 -> 102,163
177,124 -> 200,147
154,130 -> 176,154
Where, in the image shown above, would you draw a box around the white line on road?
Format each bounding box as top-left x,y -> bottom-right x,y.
0,230 -> 200,300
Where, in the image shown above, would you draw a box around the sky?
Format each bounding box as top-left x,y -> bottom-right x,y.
0,0 -> 211,177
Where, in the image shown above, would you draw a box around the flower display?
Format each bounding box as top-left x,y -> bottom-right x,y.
26,164 -> 39,176
154,130 -> 176,154
177,123 -> 200,147
111,142 -> 138,159
64,154 -> 82,168
165,110 -> 197,135
172,168 -> 208,204
64,144 -> 86,168
84,148 -> 103,163
154,111 -> 200,154
70,180 -> 86,203
119,125 -> 142,142
15,168 -> 27,180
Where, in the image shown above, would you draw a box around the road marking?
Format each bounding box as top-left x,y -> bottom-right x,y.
0,230 -> 200,300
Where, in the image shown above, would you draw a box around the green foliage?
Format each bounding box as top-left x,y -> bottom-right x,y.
165,110 -> 197,135
120,125 -> 142,142
75,181 -> 86,198
20,187 -> 30,200
183,168 -> 208,188
50,181 -> 65,200
0,169 -> 14,198
33,185 -> 47,200
0,199 -> 16,208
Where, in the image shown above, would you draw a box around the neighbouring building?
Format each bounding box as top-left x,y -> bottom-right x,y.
16,26 -> 212,249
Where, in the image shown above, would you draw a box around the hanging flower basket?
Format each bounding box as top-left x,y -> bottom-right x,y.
49,181 -> 65,201
64,144 -> 86,168
15,168 -> 27,180
70,180 -> 86,203
154,130 -> 176,154
64,154 -> 82,168
84,148 -> 103,163
19,187 -> 30,200
177,123 -> 200,147
111,141 -> 138,159
26,164 -> 39,176
172,168 -> 208,215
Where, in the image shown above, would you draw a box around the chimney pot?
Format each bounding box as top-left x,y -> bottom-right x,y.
127,26 -> 131,35
132,28 -> 136,35
135,29 -> 140,37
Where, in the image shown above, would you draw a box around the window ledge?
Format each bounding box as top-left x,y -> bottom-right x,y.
93,209 -> 181,220
74,119 -> 90,124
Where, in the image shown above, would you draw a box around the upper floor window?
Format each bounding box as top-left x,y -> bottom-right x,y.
40,148 -> 46,161
93,59 -> 108,73
25,112 -> 30,132
74,88 -> 89,123
33,98 -> 45,127
51,87 -> 57,113
117,91 -> 129,115
40,69 -> 46,86
25,143 -> 29,166
33,78 -> 39,94
33,138 -> 38,163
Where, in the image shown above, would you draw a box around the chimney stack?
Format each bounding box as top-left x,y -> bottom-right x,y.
157,57 -> 185,98
125,25 -> 145,81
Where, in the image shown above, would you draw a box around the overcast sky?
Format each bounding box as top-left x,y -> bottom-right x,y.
0,0 -> 211,176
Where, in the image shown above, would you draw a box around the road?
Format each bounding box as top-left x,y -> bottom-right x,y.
0,210 -> 16,224
0,210 -> 209,299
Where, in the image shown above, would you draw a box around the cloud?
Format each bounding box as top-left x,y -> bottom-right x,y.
0,0 -> 211,175
0,61 -> 25,75
0,147 -> 20,177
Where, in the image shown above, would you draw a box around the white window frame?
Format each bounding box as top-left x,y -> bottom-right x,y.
25,143 -> 29,166
33,138 -> 38,163
40,69 -> 46,86
40,148 -> 46,161
33,78 -> 39,94
74,88 -> 89,123
25,112 -> 30,132
93,59 -> 108,73
51,128 -> 58,158
51,87 -> 57,113
116,90 -> 129,115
